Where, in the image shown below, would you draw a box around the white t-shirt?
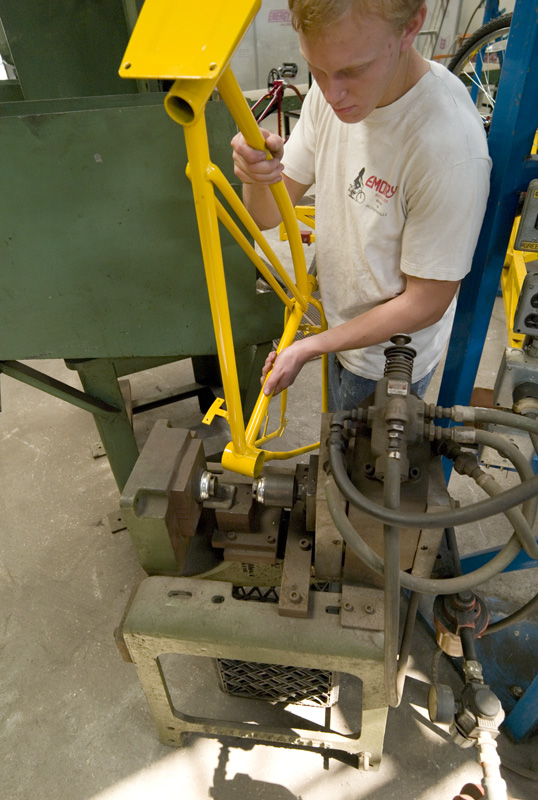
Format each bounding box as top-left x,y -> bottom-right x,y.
282,60 -> 491,381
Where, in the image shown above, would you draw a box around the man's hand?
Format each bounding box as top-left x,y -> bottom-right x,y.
261,341 -> 311,396
231,129 -> 285,185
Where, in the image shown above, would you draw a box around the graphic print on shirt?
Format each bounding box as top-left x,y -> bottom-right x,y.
348,167 -> 398,214
348,167 -> 366,203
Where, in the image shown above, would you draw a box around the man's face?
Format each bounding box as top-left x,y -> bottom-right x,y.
299,10 -> 411,124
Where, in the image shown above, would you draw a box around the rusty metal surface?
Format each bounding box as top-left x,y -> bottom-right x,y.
340,586 -> 384,631
120,421 -> 203,573
170,435 -> 206,538
279,503 -> 313,618
304,454 -> 318,531
411,525 -> 445,578
122,575 -> 388,764
214,483 -> 254,531
314,415 -> 345,581
409,459 -> 453,580
212,529 -> 278,564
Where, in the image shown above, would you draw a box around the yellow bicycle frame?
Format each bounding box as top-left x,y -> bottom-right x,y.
119,0 -> 327,477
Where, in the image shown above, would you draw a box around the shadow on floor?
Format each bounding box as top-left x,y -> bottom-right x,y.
210,744 -> 302,800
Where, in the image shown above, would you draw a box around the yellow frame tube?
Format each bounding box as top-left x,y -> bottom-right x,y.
182,115 -> 256,464
217,68 -> 310,300
310,296 -> 329,413
214,198 -> 293,310
165,70 -> 325,477
280,204 -> 316,244
210,165 -> 307,310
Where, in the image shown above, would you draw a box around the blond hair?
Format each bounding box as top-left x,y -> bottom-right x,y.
288,0 -> 425,33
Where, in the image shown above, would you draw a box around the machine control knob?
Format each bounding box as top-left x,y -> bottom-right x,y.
428,683 -> 455,725
473,688 -> 502,719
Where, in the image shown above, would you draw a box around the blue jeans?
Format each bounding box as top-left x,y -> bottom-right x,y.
328,353 -> 436,412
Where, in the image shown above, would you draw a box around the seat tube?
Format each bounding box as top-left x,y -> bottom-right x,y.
183,113 -> 248,456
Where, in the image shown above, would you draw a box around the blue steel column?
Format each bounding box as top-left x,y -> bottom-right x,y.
470,0 -> 500,105
482,0 -> 501,25
437,0 -> 538,410
504,673 -> 538,740
438,0 -> 538,742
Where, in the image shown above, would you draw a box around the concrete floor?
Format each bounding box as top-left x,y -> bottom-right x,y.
1,294 -> 537,797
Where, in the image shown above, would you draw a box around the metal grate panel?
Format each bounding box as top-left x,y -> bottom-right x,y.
222,585 -> 339,706
216,658 -> 337,707
232,586 -> 279,602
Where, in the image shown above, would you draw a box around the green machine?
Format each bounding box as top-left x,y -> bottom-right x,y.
0,0 -> 283,490
3,6 -> 536,790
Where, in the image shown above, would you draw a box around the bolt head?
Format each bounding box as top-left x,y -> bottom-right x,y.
509,685 -> 525,699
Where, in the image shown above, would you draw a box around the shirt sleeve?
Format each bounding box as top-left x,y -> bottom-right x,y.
400,156 -> 491,282
281,84 -> 318,187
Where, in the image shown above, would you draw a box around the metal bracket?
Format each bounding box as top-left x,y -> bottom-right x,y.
279,503 -> 312,618
340,587 -> 384,631
0,359 -> 119,417
514,179 -> 538,252
212,529 -> 278,564
494,346 -> 538,408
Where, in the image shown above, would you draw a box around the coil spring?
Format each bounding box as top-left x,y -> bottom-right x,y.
383,334 -> 416,381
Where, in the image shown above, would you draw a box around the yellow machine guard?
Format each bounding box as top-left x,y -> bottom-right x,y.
119,0 -> 261,81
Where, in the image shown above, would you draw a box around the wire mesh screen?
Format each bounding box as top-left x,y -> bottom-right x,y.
216,658 -> 337,707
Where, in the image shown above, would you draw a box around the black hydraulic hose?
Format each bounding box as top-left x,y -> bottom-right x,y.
445,516 -> 538,639
450,439 -> 538,631
324,478 -> 522,595
460,624 -> 479,662
467,406 -> 538,436
396,591 -> 420,701
383,454 -> 402,708
482,591 -> 538,636
328,412 -> 538,625
474,472 -> 538,560
328,432 -> 538,529
444,527 -> 479,660
439,437 -> 538,559
473,428 -> 537,526
445,526 -> 462,576
447,514 -> 538,637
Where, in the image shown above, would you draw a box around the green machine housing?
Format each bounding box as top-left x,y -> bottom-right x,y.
0,0 -> 283,490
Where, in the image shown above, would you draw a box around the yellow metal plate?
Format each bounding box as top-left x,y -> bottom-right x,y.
119,0 -> 261,79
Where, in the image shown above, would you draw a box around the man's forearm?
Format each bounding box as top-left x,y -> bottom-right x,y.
261,277 -> 460,396
294,279 -> 460,362
242,182 -> 283,230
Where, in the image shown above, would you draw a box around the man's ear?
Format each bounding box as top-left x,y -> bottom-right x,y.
400,4 -> 427,53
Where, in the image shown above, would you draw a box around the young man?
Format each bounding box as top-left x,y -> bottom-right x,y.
231,0 -> 491,410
